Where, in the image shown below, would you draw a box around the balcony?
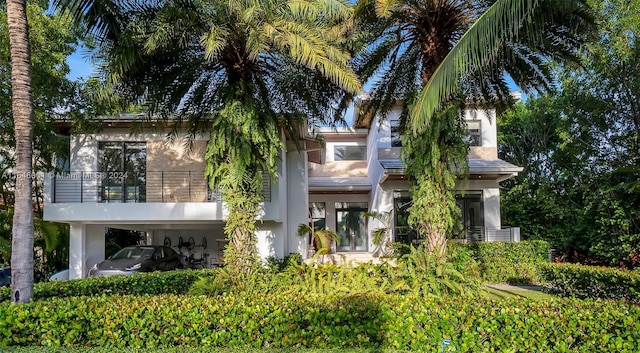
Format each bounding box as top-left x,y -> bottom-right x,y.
43,171 -> 278,223
43,171 -> 224,223
49,171 -> 217,203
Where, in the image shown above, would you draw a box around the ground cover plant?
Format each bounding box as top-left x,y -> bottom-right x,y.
4,242 -> 637,351
1,293 -> 638,351
540,262 -> 640,302
0,270 -> 215,302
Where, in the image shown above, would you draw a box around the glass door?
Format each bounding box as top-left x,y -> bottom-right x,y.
124,143 -> 146,202
335,202 -> 368,252
455,193 -> 484,241
99,142 -> 125,202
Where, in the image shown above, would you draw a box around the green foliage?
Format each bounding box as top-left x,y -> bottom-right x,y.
76,0 -> 361,272
0,270 -> 215,302
297,223 -> 341,255
361,211 -> 393,256
540,262 -> 640,302
190,247 -> 477,298
1,292 -> 639,350
392,244 -> 479,297
403,107 -> 467,257
499,0 -> 640,267
466,240 -> 550,285
265,253 -> 303,273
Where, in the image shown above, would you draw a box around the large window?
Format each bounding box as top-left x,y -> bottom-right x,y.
334,145 -> 366,161
393,192 -> 416,245
465,121 -> 481,146
335,202 -> 368,251
99,142 -> 146,202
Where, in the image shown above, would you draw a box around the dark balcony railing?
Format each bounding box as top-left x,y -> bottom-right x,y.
51,171 -> 220,203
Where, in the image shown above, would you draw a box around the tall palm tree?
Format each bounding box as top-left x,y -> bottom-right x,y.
353,0 -> 594,256
57,0 -> 360,270
5,0 -> 35,303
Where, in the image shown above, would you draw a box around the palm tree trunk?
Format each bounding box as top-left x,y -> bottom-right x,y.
7,0 -> 35,304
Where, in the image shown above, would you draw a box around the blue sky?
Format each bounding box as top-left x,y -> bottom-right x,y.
67,45 -> 95,80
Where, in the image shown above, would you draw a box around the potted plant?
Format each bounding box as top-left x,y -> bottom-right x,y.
297,223 -> 341,256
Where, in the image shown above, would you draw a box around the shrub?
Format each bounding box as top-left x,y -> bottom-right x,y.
0,293 -> 639,351
540,262 -> 640,302
459,240 -> 549,284
0,269 -> 215,302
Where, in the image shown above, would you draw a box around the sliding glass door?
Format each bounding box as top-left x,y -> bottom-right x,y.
335,202 -> 368,252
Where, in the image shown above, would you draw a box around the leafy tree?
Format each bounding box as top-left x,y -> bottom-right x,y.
499,0 -> 640,268
353,0 -> 594,257
57,0 -> 360,271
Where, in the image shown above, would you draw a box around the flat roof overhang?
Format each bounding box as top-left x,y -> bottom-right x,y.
379,158 -> 523,183
308,176 -> 371,193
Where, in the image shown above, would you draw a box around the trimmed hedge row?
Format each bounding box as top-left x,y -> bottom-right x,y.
540,262 -> 640,302
452,240 -> 549,284
1,293 -> 639,351
3,349 -> 375,353
0,270 -> 215,302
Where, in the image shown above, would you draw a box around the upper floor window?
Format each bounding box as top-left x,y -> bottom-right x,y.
465,121 -> 481,146
390,119 -> 402,147
99,142 -> 146,202
334,145 -> 366,161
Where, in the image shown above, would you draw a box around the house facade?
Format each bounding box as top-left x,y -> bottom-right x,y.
44,106 -> 522,278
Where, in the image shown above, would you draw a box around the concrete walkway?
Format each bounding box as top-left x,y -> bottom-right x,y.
486,284 -> 545,291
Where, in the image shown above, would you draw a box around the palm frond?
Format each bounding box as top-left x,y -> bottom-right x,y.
410,0 -> 544,134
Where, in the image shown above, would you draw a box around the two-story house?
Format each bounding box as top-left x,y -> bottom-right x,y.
44,106 -> 522,278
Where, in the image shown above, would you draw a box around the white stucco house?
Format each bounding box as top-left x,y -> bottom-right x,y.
43,104 -> 522,279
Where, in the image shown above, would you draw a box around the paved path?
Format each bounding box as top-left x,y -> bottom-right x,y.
486,284 -> 545,291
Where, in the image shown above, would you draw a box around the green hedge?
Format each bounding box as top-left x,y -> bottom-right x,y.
540,262 -> 640,302
0,270 -> 215,302
0,293 -> 638,351
450,240 -> 549,284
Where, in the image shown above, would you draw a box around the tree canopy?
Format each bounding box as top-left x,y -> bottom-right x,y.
499,0 -> 640,268
57,0 -> 361,270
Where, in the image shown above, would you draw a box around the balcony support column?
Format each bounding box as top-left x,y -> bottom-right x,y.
69,223 -> 105,279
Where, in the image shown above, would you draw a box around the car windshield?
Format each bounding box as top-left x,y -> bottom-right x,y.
111,247 -> 155,260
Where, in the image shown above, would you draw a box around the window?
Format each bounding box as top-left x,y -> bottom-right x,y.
393,192 -> 416,245
99,142 -> 146,202
335,202 -> 368,251
334,145 -> 366,161
390,119 -> 402,147
465,121 -> 481,146
309,202 -> 326,230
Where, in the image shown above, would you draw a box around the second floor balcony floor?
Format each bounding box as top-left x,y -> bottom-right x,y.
43,170 -> 277,223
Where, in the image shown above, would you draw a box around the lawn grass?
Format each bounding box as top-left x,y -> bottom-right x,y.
483,286 -> 556,301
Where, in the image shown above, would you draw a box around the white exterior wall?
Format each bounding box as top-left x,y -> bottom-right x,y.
69,223 -> 105,279
48,128 -> 282,222
286,149 -> 309,257
463,109 -> 497,148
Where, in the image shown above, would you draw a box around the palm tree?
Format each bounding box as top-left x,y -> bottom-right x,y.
57,0 -> 360,271
353,0 -> 594,257
5,0 -> 35,303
